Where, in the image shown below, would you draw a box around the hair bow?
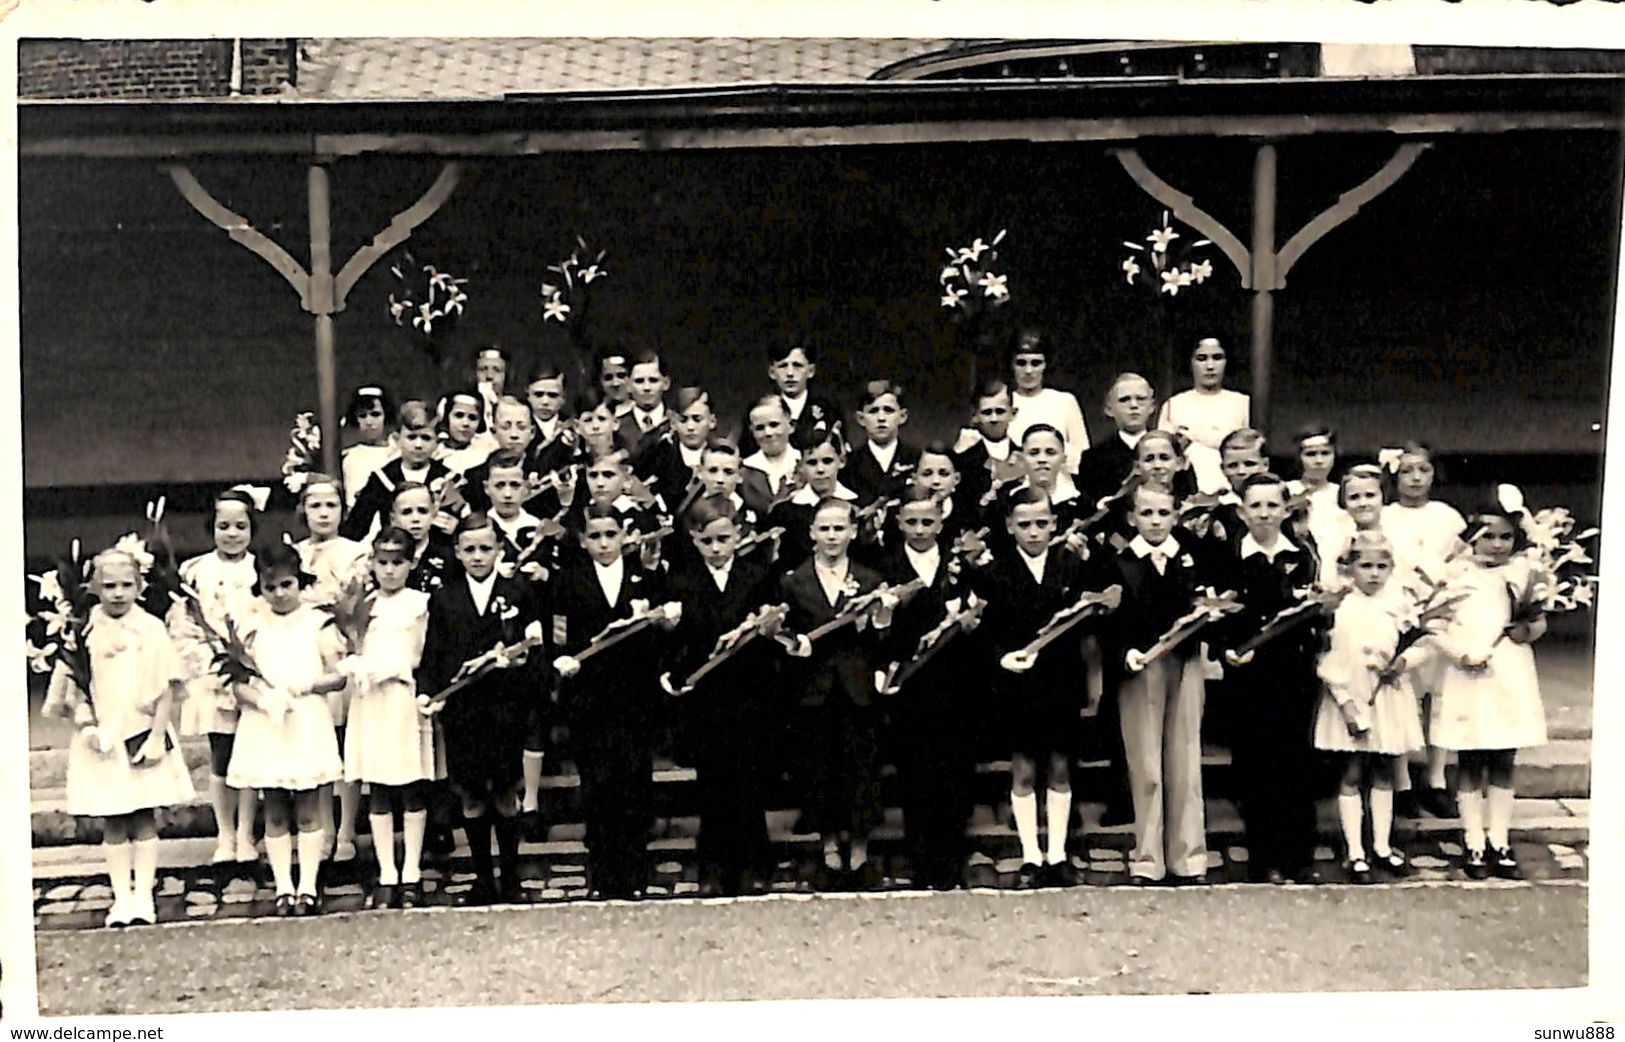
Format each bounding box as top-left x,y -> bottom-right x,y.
1376,447 -> 1404,474
231,484 -> 272,512
356,386 -> 383,398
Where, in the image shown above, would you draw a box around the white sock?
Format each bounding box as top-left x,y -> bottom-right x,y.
1337,793 -> 1365,861
522,751 -> 545,814
1044,788 -> 1072,866
1458,791 -> 1487,853
850,838 -> 869,870
208,775 -> 236,849
265,832 -> 295,895
102,840 -> 132,905
318,785 -> 336,850
297,828 -> 325,896
370,812 -> 399,885
235,787 -> 258,856
1369,789 -> 1395,857
401,809 -> 427,885
1011,792 -> 1041,866
1426,746 -> 1450,790
132,837 -> 159,908
337,781 -> 360,845
1486,786 -> 1516,851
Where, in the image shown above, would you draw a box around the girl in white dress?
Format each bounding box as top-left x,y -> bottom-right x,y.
341,385 -> 400,509
46,550 -> 196,927
292,474 -> 370,864
1156,337 -> 1251,494
226,544 -> 347,915
1428,507 -> 1548,880
1381,443 -> 1470,821
1312,532 -> 1426,882
436,388 -> 498,477
1319,465 -> 1387,590
341,527 -> 439,910
1286,423 -> 1344,572
168,488 -> 260,866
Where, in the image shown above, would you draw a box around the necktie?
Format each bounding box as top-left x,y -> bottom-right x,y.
1150,549 -> 1169,575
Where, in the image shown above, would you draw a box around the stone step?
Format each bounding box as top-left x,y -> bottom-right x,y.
30,796 -> 1588,883
30,738 -> 1591,846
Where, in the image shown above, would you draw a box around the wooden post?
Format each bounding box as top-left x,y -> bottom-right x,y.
1249,143 -> 1278,437
308,164 -> 341,480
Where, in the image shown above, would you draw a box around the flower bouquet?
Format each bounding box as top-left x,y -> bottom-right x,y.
173,583 -> 265,713
322,572 -> 375,653
937,230 -> 1011,319
1493,484 -> 1600,641
280,412 -> 322,495
28,541 -> 99,737
1374,567 -> 1471,688
388,250 -> 469,369
1121,211 -> 1214,395
542,236 -> 609,351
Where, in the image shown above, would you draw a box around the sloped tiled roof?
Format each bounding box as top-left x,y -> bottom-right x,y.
294,38 -> 960,99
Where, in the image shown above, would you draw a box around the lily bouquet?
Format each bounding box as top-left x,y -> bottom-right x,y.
542,236 -> 610,349
1121,211 -> 1213,298
388,250 -> 469,366
937,229 -> 1011,322
28,540 -> 99,730
280,412 -> 322,495
1375,566 -> 1471,688
1494,483 -> 1600,638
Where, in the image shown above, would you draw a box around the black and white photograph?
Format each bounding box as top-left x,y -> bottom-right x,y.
4,6 -> 1624,1026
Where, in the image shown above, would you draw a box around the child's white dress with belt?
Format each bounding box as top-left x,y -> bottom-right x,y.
170,551 -> 257,736
1429,560 -> 1547,751
226,604 -> 345,791
59,606 -> 197,817
343,588 -> 442,786
1312,588 -> 1426,754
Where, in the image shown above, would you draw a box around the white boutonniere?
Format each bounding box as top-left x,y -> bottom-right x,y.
629,598 -> 651,616
810,404 -> 824,420
841,577 -> 862,600
1180,554 -> 1195,569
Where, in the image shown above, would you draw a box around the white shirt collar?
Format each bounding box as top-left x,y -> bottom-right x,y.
744,448 -> 800,482
493,509 -> 542,539
1017,548 -> 1047,584
984,437 -> 1012,461
1119,430 -> 1144,451
782,390 -> 808,417
791,482 -> 858,506
679,443 -> 703,467
1240,532 -> 1298,562
705,558 -> 733,591
466,571 -> 498,615
813,557 -> 851,606
536,416 -> 560,442
1130,534 -> 1181,559
633,403 -> 666,430
866,439 -> 899,471
609,493 -> 638,513
592,555 -> 626,604
904,544 -> 941,586
1018,473 -> 1081,505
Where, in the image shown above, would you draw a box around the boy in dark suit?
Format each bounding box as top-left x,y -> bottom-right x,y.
417,513 -> 546,905
738,341 -> 843,458
952,378 -> 1024,529
778,496 -> 898,888
844,380 -> 920,508
659,495 -> 785,895
1101,484 -> 1215,885
551,505 -> 679,899
617,348 -> 672,464
342,400 -> 454,541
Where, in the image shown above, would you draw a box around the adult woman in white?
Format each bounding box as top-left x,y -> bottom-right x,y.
1004,327 -> 1090,475
1156,337 -> 1251,494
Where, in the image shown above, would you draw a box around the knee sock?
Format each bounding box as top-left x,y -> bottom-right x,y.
464,814 -> 494,888
337,781 -> 360,847
102,840 -> 132,906
522,751 -> 545,814
208,775 -> 236,849
401,810 -> 427,885
849,837 -> 869,870
265,832 -> 295,895
132,837 -> 158,910
1011,792 -> 1041,866
1458,790 -> 1486,853
1044,788 -> 1072,866
1486,786 -> 1516,851
1369,789 -> 1395,857
493,815 -> 521,889
235,787 -> 258,857
369,811 -> 398,885
296,829 -> 325,896
318,785 -> 336,852
823,836 -> 842,871
1336,793 -> 1365,861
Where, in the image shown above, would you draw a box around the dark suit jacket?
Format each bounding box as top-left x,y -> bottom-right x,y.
842,440 -> 921,508
549,557 -> 666,725
982,546 -> 1102,698
1097,538 -> 1218,667
417,573 -> 546,721
737,391 -> 843,458
663,557 -> 781,700
778,558 -> 887,709
874,540 -> 987,705
340,458 -> 454,541
616,409 -> 672,466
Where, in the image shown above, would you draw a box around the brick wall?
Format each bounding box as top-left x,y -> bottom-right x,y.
17,38 -> 295,99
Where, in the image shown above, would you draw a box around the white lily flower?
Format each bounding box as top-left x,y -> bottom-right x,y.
40,605 -> 73,637
979,273 -> 1008,298
1159,269 -> 1193,296
1496,484 -> 1527,515
580,265 -> 605,284
1148,226 -> 1180,253
25,639 -> 56,673
31,570 -> 63,605
992,228 -> 1007,245
113,533 -> 155,574
939,265 -> 960,283
1190,259 -> 1213,283
1122,257 -> 1141,284
540,283 -> 559,298
543,293 -> 572,323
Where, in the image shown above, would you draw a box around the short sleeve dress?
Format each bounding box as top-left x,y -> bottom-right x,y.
169,551 -> 258,737
225,604 -> 346,792
296,535 -> 372,726
1312,588 -> 1426,755
52,605 -> 198,818
342,588 -> 442,786
1428,559 -> 1548,752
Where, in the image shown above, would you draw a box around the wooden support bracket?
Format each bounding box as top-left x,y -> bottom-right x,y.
1273,142 -> 1429,288
1110,147 -> 1254,289
333,161 -> 464,311
166,164 -> 314,311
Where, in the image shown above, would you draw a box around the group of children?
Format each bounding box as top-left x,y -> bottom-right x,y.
45,333 -> 1559,924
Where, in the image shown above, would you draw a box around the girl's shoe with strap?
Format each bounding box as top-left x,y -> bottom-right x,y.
1344,857 -> 1373,884
1374,850 -> 1412,877
1463,848 -> 1490,880
1489,845 -> 1521,879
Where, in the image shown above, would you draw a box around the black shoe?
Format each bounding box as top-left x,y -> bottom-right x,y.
1042,861 -> 1079,888
1292,865 -> 1322,885
1374,850 -> 1412,877
294,893 -> 320,917
1345,857 -> 1373,884
398,882 -> 422,909
1420,788 -> 1460,819
1464,848 -> 1490,880
1266,868 -> 1289,886
1127,873 -> 1157,887
1168,872 -> 1210,887
1490,845 -> 1522,879
273,893 -> 296,917
1017,862 -> 1043,889
850,862 -> 883,891
499,878 -> 526,905
368,884 -> 397,910
458,881 -> 498,907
